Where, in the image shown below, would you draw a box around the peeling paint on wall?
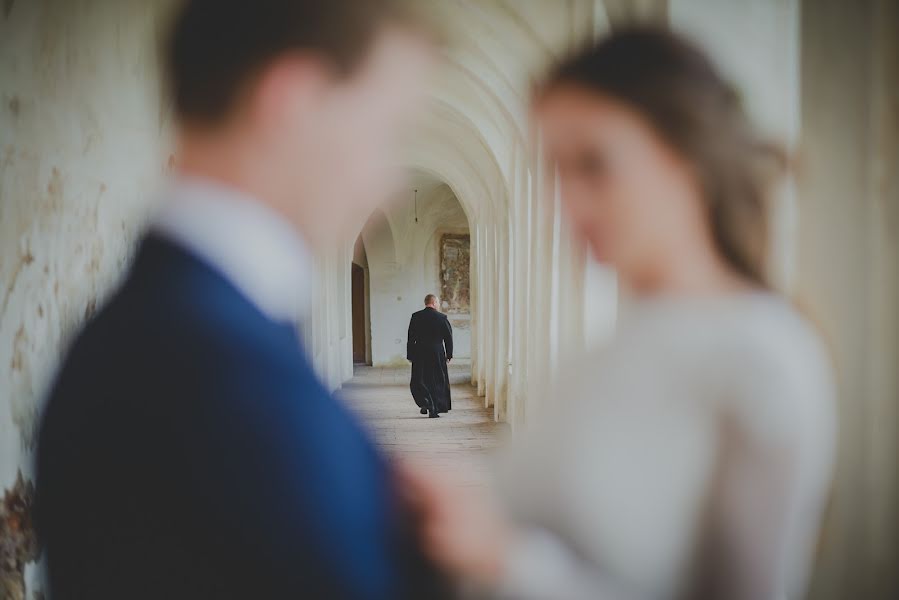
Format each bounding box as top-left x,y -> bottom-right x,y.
439,233 -> 470,313
450,318 -> 470,330
0,1 -> 177,596
0,470 -> 39,600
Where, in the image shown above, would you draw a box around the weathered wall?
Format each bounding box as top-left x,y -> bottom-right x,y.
0,0 -> 175,595
362,185 -> 471,366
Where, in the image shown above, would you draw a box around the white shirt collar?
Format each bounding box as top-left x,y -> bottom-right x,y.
153,176 -> 316,323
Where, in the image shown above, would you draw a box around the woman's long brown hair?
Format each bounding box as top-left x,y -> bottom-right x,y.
539,28 -> 786,288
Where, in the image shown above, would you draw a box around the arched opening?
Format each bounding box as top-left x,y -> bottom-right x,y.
352,172 -> 473,367
351,235 -> 372,365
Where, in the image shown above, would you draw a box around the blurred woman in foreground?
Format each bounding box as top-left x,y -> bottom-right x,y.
404,29 -> 836,600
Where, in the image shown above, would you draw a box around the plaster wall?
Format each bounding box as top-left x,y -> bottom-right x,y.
0,0 -> 176,594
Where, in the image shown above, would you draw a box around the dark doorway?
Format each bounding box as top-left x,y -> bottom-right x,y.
351,263 -> 367,364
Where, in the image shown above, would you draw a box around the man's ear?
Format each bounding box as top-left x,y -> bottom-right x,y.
252,54 -> 332,132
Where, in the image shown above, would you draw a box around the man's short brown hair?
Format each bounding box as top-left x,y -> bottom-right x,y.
166,0 -> 424,125
424,294 -> 437,306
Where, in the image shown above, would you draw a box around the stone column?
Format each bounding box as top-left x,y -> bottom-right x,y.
476,224 -> 488,396
342,241 -> 355,383
524,155 -> 541,426
493,220 -> 510,421
797,0 -> 898,596
470,225 -> 479,385
509,150 -> 531,430
525,138 -> 554,423
483,222 -> 497,407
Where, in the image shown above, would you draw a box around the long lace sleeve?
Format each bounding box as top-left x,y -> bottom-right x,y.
689,342 -> 835,600
495,528 -> 638,600
488,299 -> 834,600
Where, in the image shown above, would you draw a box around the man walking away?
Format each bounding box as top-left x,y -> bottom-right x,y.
407,294 -> 454,418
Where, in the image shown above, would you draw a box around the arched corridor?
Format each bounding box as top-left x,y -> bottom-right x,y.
302,0 -> 819,430
1,1 -> 897,598
352,174 -> 473,368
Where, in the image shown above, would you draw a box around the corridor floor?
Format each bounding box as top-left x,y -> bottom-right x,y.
340,363 -> 507,487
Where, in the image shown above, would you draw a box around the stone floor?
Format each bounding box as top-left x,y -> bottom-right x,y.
340,362 -> 508,487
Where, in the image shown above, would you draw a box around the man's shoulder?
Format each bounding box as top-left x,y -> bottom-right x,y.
60,292 -> 302,396
62,237 -> 305,387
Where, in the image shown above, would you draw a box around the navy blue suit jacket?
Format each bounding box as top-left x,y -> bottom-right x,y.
36,235 -> 441,599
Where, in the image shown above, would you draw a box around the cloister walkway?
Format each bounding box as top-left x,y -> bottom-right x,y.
341,363 -> 507,488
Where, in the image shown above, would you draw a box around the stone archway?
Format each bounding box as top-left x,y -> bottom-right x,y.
356,175 -> 473,367
352,235 -> 373,366
351,263 -> 367,365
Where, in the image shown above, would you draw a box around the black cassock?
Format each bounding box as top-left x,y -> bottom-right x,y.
406,307 -> 453,414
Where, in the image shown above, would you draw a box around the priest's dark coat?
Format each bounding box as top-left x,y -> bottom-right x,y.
406,307 -> 453,414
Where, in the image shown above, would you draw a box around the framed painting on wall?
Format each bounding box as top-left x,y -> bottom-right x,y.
439,233 -> 470,314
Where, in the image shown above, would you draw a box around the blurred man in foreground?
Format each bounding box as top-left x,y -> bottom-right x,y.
35,1 -> 439,598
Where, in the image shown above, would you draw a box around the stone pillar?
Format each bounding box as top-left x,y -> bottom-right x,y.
797,0 -> 899,597
547,190 -> 561,373
476,224 -> 488,396
469,226 -> 480,385
325,251 -> 336,388
509,150 -> 531,430
483,222 -> 497,407
523,157 -> 541,426
342,242 -> 355,383
525,138 -> 554,423
493,219 -> 510,421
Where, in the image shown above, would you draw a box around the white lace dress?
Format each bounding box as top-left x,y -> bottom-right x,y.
493,293 -> 836,600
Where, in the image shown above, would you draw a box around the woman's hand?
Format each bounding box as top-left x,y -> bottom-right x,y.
397,460 -> 515,586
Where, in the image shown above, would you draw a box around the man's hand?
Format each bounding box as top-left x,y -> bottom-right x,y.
446,357 -> 452,363
395,460 -> 512,586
